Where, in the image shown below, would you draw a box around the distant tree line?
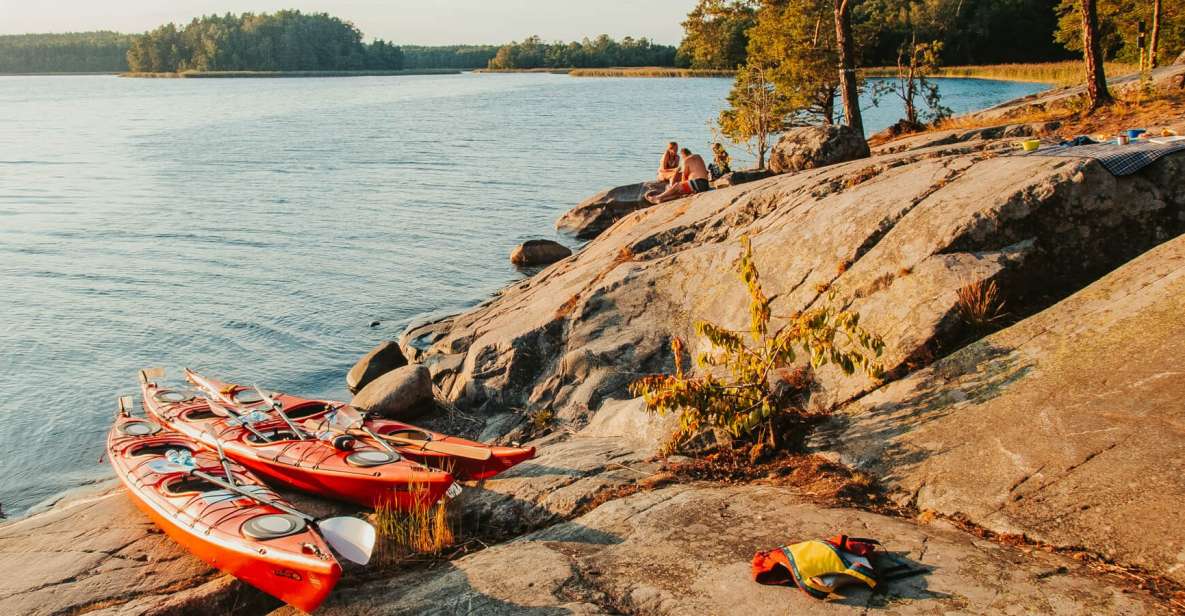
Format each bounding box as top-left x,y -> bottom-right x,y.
125,11 -> 404,72
680,0 -> 1182,71
0,32 -> 132,73
486,35 -> 678,69
401,45 -> 499,69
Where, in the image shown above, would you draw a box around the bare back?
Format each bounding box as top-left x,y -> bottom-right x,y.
681,154 -> 709,181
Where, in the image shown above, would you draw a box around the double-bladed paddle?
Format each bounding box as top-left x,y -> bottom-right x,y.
162,431 -> 375,565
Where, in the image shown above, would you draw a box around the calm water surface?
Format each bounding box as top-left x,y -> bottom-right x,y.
0,73 -> 1044,514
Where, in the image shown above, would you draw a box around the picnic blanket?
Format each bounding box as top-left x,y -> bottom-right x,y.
1025,138 -> 1185,176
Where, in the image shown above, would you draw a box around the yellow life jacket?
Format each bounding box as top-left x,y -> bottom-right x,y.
752,536 -> 878,599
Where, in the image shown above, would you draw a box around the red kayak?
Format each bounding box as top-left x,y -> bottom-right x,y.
108,406 -> 341,612
178,369 -> 535,481
139,370 -> 456,510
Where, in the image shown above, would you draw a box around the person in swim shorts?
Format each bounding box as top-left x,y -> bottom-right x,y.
646,148 -> 710,204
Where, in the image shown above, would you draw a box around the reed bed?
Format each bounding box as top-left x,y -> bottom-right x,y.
371,477 -> 455,565
569,67 -> 735,78
862,61 -> 1139,86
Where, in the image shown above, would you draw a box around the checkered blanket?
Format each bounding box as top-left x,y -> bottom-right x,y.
1025,139 -> 1185,176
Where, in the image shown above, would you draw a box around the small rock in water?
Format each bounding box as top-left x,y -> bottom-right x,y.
510,239 -> 572,267
369,320 -> 380,328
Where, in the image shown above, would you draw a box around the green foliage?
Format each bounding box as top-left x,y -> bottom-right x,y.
401,45 -> 500,69
745,0 -> 839,125
630,237 -> 885,450
719,65 -> 788,169
486,35 -> 677,69
1055,0 -> 1184,65
856,0 -> 1075,65
0,32 -> 132,73
125,11 -> 403,73
678,0 -> 759,70
878,36 -> 951,123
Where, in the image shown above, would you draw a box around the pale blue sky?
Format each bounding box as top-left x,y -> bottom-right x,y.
0,1 -> 698,45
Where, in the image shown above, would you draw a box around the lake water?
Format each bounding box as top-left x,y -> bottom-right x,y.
0,73 -> 1044,515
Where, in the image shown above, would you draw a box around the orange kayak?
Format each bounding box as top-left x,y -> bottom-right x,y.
107,411 -> 341,613
139,371 -> 455,510
179,370 -> 536,481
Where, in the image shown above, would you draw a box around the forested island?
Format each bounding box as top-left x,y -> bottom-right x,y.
125,11 -> 404,72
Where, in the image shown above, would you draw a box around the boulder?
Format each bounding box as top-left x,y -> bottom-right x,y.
555,180 -> 667,240
350,364 -> 434,419
768,125 -> 870,174
817,233 -> 1185,583
299,485 -> 1168,615
346,340 -> 407,394
711,168 -> 774,188
509,239 -> 572,267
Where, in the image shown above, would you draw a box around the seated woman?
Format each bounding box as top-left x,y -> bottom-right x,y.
709,142 -> 732,180
657,141 -> 680,183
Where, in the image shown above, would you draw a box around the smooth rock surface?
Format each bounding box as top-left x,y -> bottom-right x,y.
510,239 -> 573,267
295,486 -> 1170,615
351,364 -> 434,419
817,233 -> 1185,583
768,124 -> 870,174
347,340 -> 408,394
711,168 -> 775,188
404,137 -> 1185,423
554,180 -> 666,240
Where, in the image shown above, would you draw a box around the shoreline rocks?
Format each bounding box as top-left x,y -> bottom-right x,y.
554,180 -> 667,240
350,364 -> 435,419
510,239 -> 572,267
346,340 -> 408,393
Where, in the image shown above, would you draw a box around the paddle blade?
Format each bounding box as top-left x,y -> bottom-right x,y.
318,516 -> 375,565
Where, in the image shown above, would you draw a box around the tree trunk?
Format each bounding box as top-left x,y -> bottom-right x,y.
1150,0 -> 1162,69
1081,0 -> 1113,110
834,0 -> 863,135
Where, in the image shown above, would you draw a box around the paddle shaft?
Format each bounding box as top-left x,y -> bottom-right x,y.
190,468 -> 312,523
254,385 -> 307,439
372,432 -> 493,461
207,397 -> 273,443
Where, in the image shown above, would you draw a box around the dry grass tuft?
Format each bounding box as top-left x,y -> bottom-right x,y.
955,279 -> 1007,329
372,479 -> 455,565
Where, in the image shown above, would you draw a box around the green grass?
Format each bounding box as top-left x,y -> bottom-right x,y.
862,61 -> 1140,86
121,69 -> 461,78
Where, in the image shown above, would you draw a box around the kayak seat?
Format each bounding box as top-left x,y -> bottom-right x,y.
130,443 -> 194,458
164,476 -> 224,495
245,429 -> 300,444
183,408 -> 220,421
282,403 -> 333,420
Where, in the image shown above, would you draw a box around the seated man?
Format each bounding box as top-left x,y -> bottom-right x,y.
646,148 -> 710,204
657,141 -> 681,182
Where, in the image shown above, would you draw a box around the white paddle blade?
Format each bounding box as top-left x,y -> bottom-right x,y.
319,516 -> 376,565
139,367 -> 165,385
